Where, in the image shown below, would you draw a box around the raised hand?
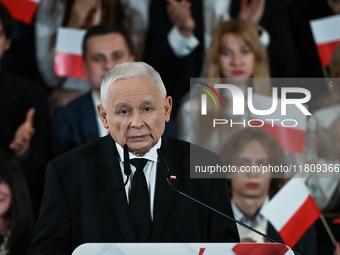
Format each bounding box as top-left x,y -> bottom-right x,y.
83,0 -> 102,29
167,0 -> 195,38
239,0 -> 266,26
9,108 -> 36,157
67,0 -> 99,29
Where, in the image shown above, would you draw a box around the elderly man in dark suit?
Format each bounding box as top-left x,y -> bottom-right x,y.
28,62 -> 239,254
51,24 -> 135,157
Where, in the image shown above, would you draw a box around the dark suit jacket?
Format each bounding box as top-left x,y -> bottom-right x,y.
28,135 -> 239,254
51,92 -> 99,157
267,222 -> 317,255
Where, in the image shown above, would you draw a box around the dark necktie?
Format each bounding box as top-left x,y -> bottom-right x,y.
130,158 -> 151,241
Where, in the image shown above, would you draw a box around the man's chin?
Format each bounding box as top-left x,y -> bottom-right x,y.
128,142 -> 153,157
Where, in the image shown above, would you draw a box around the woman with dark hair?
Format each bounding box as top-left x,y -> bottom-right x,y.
0,149 -> 35,255
223,128 -> 317,255
177,19 -> 271,154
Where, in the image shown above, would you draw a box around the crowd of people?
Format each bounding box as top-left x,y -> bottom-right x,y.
1,0 -> 340,254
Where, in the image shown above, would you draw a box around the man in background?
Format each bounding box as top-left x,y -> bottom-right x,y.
51,24 -> 135,157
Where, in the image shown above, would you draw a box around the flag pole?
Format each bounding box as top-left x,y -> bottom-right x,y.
320,214 -> 337,245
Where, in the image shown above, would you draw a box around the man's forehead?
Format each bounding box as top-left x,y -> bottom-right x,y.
86,33 -> 128,53
109,76 -> 156,91
114,100 -> 156,108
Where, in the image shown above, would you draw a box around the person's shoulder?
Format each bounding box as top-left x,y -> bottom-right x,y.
164,135 -> 221,160
53,92 -> 92,116
58,92 -> 91,110
51,135 -> 108,165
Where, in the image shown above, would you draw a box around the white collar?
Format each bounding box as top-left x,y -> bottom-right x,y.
91,90 -> 101,107
231,197 -> 269,228
115,137 -> 162,163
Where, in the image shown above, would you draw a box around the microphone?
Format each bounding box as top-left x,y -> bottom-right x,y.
156,149 -> 301,255
124,144 -> 131,176
33,144 -> 132,253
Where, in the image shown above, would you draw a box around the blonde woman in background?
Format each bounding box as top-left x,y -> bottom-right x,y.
177,19 -> 271,155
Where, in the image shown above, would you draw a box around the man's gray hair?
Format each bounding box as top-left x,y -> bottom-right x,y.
100,62 -> 167,108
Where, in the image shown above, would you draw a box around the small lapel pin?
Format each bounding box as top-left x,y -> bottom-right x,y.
170,175 -> 177,180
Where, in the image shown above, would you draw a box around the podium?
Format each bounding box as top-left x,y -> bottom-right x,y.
72,243 -> 294,255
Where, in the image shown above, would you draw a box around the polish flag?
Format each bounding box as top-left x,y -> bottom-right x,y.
54,27 -> 87,79
261,179 -> 321,248
0,0 -> 40,24
310,14 -> 340,67
232,243 -> 289,255
250,94 -> 307,153
333,217 -> 340,224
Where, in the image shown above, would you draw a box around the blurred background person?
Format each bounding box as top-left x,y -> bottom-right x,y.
286,0 -> 340,79
0,149 -> 35,255
34,0 -> 142,110
177,19 -> 271,154
330,44 -> 340,104
301,43 -> 340,255
51,24 -> 135,157
304,44 -> 340,213
0,2 -> 49,219
143,0 -> 298,118
223,128 -> 317,255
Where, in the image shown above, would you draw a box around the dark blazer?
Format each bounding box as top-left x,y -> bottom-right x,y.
51,92 -> 99,157
267,221 -> 317,255
28,135 -> 239,254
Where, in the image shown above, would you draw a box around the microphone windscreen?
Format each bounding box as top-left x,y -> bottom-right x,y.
123,144 -> 131,176
157,149 -> 170,178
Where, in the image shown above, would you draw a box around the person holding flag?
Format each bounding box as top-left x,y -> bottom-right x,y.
222,128 -> 318,255
51,23 -> 135,157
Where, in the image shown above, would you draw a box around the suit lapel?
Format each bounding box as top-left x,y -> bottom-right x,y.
79,92 -> 99,143
150,136 -> 182,241
95,136 -> 136,241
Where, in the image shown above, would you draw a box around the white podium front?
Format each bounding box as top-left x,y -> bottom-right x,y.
72,243 -> 294,255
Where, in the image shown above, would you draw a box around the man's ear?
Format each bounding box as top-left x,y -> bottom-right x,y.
164,96 -> 172,122
97,104 -> 109,128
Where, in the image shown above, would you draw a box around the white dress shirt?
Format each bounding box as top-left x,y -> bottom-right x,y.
231,198 -> 269,243
167,0 -> 270,61
115,138 -> 162,219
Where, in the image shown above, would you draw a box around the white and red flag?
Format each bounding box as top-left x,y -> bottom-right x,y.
261,178 -> 321,248
250,94 -> 307,153
0,0 -> 40,24
310,14 -> 340,66
54,27 -> 87,79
